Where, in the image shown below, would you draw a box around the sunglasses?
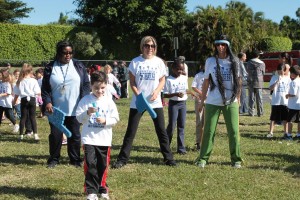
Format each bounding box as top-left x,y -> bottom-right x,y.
143,44 -> 156,49
61,51 -> 73,55
216,43 -> 226,47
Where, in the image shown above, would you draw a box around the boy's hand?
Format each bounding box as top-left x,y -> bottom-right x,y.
96,117 -> 106,124
177,92 -> 184,98
87,107 -> 97,115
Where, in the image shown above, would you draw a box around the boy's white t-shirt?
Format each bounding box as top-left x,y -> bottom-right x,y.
164,75 -> 188,101
107,73 -> 120,86
76,94 -> 119,146
129,55 -> 166,109
269,75 -> 291,106
204,57 -> 239,106
0,82 -> 13,108
192,71 -> 205,91
287,78 -> 300,110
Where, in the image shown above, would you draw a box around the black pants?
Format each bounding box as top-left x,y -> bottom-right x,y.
117,108 -> 174,163
84,145 -> 110,195
47,116 -> 81,164
20,97 -> 37,134
120,81 -> 128,98
0,106 -> 16,125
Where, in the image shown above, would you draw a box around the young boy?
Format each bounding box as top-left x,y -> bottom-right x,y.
284,65 -> 300,140
267,64 -> 291,138
76,71 -> 119,200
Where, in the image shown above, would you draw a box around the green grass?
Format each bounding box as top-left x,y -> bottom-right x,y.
1,79 -> 300,199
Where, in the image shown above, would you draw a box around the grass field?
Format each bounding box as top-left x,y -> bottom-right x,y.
1,79 -> 300,199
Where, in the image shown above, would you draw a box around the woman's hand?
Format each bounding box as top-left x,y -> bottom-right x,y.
45,103 -> 53,113
150,90 -> 159,101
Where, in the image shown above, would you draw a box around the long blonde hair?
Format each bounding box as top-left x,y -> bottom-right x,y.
16,63 -> 33,86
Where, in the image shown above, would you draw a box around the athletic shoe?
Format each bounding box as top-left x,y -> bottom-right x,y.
266,133 -> 273,138
195,143 -> 200,151
47,162 -> 58,168
34,134 -> 40,141
195,160 -> 206,168
112,161 -> 126,169
233,162 -> 242,168
18,134 -> 24,142
100,193 -> 110,200
62,139 -> 68,145
293,135 -> 300,141
13,124 -> 19,133
86,193 -> 98,200
69,161 -> 82,168
165,160 -> 177,167
26,131 -> 33,137
282,134 -> 293,141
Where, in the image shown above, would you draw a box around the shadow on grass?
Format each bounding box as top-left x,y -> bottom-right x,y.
0,186 -> 58,199
247,152 -> 300,175
0,155 -> 48,166
241,133 -> 276,140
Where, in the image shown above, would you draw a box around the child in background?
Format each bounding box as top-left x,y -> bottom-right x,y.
285,65 -> 300,140
267,64 -> 291,138
17,63 -> 41,142
104,64 -> 120,100
164,59 -> 191,155
12,69 -> 21,119
191,65 -> 206,150
76,71 -> 119,200
0,68 -> 19,133
35,68 -> 44,118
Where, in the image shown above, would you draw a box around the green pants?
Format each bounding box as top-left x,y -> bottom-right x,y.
197,102 -> 242,164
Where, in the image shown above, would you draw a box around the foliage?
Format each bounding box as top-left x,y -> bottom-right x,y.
1,78 -> 300,199
74,0 -> 187,60
0,0 -> 33,23
258,36 -> 292,52
292,40 -> 300,50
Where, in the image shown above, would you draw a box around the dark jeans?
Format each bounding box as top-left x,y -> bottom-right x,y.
117,108 -> 174,163
120,81 -> 128,98
84,145 -> 110,195
20,97 -> 37,134
47,116 -> 82,164
239,85 -> 248,113
0,106 -> 16,125
166,100 -> 187,153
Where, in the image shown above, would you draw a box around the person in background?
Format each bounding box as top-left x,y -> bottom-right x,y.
42,40 -> 90,168
112,60 -> 121,97
17,64 -> 41,142
164,59 -> 194,155
112,36 -> 176,169
35,68 -> 44,118
284,65 -> 300,140
12,69 -> 21,119
194,34 -> 242,168
119,60 -> 129,98
247,50 -> 265,117
267,64 -> 291,138
76,71 -> 119,200
177,56 -> 188,78
104,64 -> 120,100
279,52 -> 292,77
0,68 -> 19,134
238,52 -> 248,114
191,65 -> 206,151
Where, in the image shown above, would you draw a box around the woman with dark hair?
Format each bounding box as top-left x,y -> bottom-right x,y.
279,52 -> 292,76
42,40 -> 90,168
194,35 -> 243,168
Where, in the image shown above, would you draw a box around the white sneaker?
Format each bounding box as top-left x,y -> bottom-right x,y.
100,193 -> 110,200
86,193 -> 98,200
233,162 -> 242,169
34,134 -> 40,141
266,133 -> 273,138
13,124 -> 19,133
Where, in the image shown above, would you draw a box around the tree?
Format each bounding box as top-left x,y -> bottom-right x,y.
74,0 -> 187,59
0,0 -> 33,23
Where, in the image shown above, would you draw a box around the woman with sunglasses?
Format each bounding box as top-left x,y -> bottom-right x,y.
42,40 -> 90,168
112,36 -> 176,169
194,35 -> 243,168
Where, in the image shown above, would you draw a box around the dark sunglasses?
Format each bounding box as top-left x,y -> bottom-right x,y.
143,44 -> 156,49
216,43 -> 226,47
61,51 -> 73,55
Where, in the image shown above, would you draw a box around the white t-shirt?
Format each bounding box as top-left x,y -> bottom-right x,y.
269,75 -> 291,106
0,82 -> 13,108
129,55 -> 166,109
204,57 -> 239,106
107,73 -> 120,87
192,71 -> 206,103
164,75 -> 188,101
76,94 -> 119,146
19,77 -> 41,98
287,78 -> 300,110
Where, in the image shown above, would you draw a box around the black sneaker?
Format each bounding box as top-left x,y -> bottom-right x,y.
195,143 -> 200,151
112,161 -> 126,169
69,161 -> 82,168
165,160 -> 177,167
47,162 -> 58,168
282,134 -> 293,141
293,135 -> 300,140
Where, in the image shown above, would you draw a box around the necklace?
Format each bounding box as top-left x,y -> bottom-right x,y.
59,61 -> 69,94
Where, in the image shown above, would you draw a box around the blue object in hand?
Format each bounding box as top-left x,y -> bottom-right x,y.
136,92 -> 157,119
46,107 -> 72,138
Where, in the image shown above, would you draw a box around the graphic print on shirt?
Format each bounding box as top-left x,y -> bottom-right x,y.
137,65 -> 157,81
88,102 -> 108,129
171,81 -> 187,93
277,81 -> 289,93
211,66 -> 232,82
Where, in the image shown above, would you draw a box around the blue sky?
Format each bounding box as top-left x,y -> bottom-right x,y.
20,0 -> 299,25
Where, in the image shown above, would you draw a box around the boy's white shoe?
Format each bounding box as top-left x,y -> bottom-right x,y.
86,193 -> 98,200
34,134 -> 40,141
100,193 -> 110,200
13,124 -> 19,133
266,133 -> 273,138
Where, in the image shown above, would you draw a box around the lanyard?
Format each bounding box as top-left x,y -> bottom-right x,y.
59,62 -> 69,86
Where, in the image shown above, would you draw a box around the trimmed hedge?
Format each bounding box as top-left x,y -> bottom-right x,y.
259,36 -> 292,52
